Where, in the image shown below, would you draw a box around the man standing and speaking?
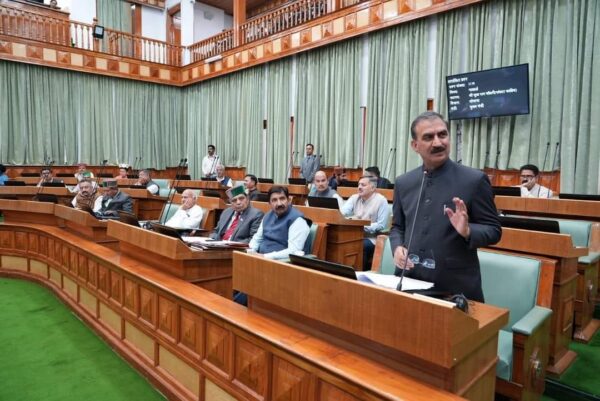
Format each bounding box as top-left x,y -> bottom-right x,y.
390,111 -> 501,302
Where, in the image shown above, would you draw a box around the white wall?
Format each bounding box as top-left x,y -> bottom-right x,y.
68,0 -> 96,24
142,6 -> 166,41
193,2 -> 231,42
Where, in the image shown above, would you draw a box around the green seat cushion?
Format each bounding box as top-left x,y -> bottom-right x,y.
496,330 -> 513,381
379,236 -> 396,275
579,251 -> 600,265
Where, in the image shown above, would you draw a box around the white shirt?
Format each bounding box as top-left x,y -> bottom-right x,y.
71,195 -> 103,213
249,217 -> 310,260
146,183 -> 159,195
165,204 -> 203,229
521,184 -> 553,198
202,155 -> 219,176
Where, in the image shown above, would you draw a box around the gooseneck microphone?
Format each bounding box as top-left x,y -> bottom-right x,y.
396,170 -> 428,291
162,158 -> 188,224
547,142 -> 560,198
541,142 -> 551,172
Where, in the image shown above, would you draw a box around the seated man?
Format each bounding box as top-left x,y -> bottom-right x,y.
165,189 -> 203,229
98,181 -> 133,216
135,169 -> 159,195
0,164 -> 7,186
115,165 -> 129,180
74,163 -> 94,182
308,170 -> 344,209
244,174 -> 260,201
341,176 -> 390,270
328,166 -> 347,190
71,179 -> 102,213
519,164 -> 553,198
249,186 -> 310,260
36,168 -> 62,187
364,166 -> 392,189
215,164 -> 233,188
210,185 -> 264,242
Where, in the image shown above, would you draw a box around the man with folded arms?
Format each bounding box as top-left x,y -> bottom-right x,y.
136,169 -> 159,195
249,186 -> 310,260
165,189 -> 204,229
71,179 -> 102,213
98,181 -> 133,216
210,185 -> 263,242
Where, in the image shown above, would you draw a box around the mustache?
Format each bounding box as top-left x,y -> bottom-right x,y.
431,146 -> 446,154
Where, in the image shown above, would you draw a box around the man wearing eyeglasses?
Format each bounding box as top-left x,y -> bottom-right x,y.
390,111 -> 501,302
519,164 -> 553,198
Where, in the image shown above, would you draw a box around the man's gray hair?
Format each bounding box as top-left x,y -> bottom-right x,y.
410,111 -> 449,139
359,175 -> 377,188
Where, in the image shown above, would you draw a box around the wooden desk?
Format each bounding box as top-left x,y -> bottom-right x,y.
53,204 -> 118,248
0,222 -> 465,401
0,199 -> 61,226
234,253 -> 508,401
291,165 -> 365,181
490,227 -> 586,376
252,202 -> 368,269
0,185 -> 72,202
107,220 -> 232,297
16,176 -> 79,185
120,189 -> 166,220
173,180 -> 230,200
495,196 -> 600,221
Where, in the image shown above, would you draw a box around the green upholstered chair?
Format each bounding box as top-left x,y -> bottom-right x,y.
479,250 -> 552,401
159,202 -> 180,224
153,179 -> 171,197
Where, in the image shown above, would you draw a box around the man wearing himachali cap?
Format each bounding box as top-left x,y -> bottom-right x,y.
210,185 -> 264,243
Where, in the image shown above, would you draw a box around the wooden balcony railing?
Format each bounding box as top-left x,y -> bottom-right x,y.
187,29 -> 233,63
0,3 -> 182,66
240,0 -> 328,45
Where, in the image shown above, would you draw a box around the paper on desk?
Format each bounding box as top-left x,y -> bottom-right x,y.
356,271 -> 434,291
182,236 -> 248,248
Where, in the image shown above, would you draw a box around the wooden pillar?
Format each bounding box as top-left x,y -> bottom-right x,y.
132,5 -> 142,58
328,0 -> 342,12
233,0 -> 246,47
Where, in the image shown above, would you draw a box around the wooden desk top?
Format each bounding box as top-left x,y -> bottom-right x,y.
492,227 -> 588,258
337,186 -> 394,202
495,196 -> 600,220
250,201 -> 369,226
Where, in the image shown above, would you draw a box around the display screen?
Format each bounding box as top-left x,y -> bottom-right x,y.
446,64 -> 530,120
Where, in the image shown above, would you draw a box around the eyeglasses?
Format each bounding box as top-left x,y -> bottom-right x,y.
408,251 -> 436,269
520,175 -> 535,179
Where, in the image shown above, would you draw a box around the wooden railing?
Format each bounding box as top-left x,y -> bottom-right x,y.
187,29 -> 233,63
241,0 -> 328,45
0,3 -> 182,66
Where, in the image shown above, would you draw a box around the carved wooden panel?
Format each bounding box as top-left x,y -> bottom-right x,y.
38,235 -> 48,258
234,336 -> 269,399
123,278 -> 139,316
27,232 -> 39,254
158,295 -> 178,342
77,254 -> 88,282
98,264 -> 110,297
69,249 -> 78,274
15,231 -> 27,252
139,285 -> 157,327
0,230 -> 15,250
179,307 -> 203,358
61,245 -> 70,271
319,381 -> 360,401
87,259 -> 98,288
110,269 -> 123,305
272,357 -> 315,401
204,319 -> 231,377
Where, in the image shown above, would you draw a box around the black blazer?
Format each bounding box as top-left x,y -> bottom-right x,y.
389,160 -> 501,302
99,191 -> 134,215
210,206 -> 264,243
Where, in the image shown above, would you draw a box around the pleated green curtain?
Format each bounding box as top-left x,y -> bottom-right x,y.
0,60 -> 182,168
96,0 -> 132,33
184,66 -> 264,181
365,19 -> 429,179
434,0 -> 600,193
294,39 -> 362,171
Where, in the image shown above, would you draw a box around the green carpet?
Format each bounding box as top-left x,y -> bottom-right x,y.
0,278 -> 165,401
557,330 -> 600,396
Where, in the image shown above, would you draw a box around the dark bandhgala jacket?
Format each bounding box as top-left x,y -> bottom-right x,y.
100,191 -> 134,214
389,159 -> 501,302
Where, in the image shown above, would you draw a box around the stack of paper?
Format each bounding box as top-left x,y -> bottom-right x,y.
356,271 -> 434,291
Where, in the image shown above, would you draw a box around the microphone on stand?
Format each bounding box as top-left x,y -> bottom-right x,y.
96,160 -> 108,189
395,170 -> 428,291
163,158 -> 187,224
207,155 -> 219,179
547,142 -> 560,198
541,142 -> 551,172
494,150 -> 501,171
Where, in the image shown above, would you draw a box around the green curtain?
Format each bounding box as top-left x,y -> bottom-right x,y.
294,39 -> 362,171
434,0 -> 600,193
366,19 -> 429,180
184,66 -> 264,181
97,0 -> 132,33
0,60 -> 183,168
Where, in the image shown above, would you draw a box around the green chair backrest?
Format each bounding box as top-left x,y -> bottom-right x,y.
154,179 -> 171,197
377,236 -> 396,275
303,223 -> 318,255
557,220 -> 592,248
479,250 -> 540,330
159,202 -> 180,224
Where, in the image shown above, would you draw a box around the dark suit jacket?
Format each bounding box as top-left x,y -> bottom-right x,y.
210,206 -> 264,243
99,191 -> 134,215
389,160 -> 501,301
